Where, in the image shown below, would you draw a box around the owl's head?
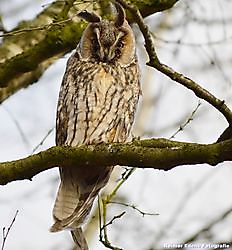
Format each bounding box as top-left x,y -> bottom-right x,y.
78,3 -> 136,66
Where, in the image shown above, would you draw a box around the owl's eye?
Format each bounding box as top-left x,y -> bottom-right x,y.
117,39 -> 124,48
92,29 -> 100,49
92,36 -> 100,49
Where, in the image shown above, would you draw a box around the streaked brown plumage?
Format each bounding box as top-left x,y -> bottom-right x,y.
51,4 -> 140,249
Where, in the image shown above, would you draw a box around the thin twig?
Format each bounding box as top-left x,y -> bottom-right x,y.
98,196 -> 103,242
0,18 -> 72,37
106,168 -> 135,203
100,199 -> 123,250
0,0 -> 97,38
1,210 -> 19,250
1,106 -> 31,152
0,1 -> 93,38
31,126 -> 55,153
109,201 -> 159,217
101,211 -> 126,230
169,101 -> 201,139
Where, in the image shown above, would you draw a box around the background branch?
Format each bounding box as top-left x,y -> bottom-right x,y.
183,205 -> 232,243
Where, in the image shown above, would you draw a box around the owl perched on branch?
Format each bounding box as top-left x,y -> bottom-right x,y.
50,3 -> 140,249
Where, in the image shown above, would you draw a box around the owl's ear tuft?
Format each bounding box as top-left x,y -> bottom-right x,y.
77,10 -> 101,23
114,2 -> 125,27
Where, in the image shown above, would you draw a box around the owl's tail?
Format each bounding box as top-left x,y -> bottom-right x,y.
71,228 -> 89,250
50,166 -> 113,248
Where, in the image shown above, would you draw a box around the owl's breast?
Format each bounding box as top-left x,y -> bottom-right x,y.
65,61 -> 139,146
93,66 -> 116,96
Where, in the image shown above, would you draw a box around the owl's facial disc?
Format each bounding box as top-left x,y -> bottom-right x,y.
92,22 -> 125,63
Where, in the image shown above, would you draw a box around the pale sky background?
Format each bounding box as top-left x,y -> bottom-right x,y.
0,0 -> 232,249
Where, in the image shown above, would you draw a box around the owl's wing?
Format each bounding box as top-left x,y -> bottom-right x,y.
55,52 -> 79,146
52,52 -> 83,226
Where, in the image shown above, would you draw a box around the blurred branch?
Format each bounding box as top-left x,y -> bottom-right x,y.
152,167 -> 220,247
117,0 -> 232,126
0,138 -> 232,185
124,0 -> 180,17
0,57 -> 56,104
183,205 -> 232,243
1,105 -> 31,151
153,33 -> 232,46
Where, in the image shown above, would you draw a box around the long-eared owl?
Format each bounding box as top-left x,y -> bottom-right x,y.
50,3 -> 140,249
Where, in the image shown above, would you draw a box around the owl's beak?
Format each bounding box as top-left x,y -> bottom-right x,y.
99,47 -> 114,62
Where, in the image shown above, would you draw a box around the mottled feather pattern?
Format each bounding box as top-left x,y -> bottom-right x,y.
51,5 -> 140,249
52,51 -> 140,228
57,51 -> 140,147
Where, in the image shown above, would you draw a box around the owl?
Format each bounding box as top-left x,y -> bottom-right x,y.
50,3 -> 140,249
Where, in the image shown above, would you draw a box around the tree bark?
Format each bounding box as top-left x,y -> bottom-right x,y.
1,138 -> 231,185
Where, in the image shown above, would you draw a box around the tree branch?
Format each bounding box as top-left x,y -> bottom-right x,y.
0,138 -> 231,185
0,0 -> 79,103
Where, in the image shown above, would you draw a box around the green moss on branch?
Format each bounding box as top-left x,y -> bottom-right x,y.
0,22 -> 85,87
0,138 -> 231,186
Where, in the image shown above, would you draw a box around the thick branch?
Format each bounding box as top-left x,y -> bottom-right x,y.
0,0 -> 79,103
0,138 -> 231,185
0,57 -> 57,103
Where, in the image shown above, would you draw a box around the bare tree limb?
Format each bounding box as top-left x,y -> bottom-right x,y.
169,101 -> 201,139
0,138 -> 231,186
